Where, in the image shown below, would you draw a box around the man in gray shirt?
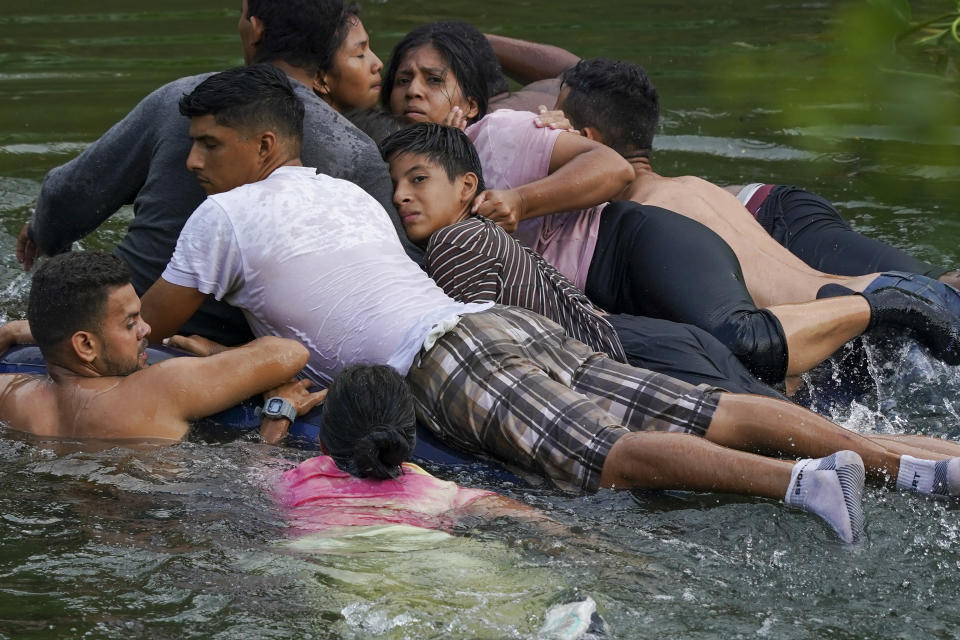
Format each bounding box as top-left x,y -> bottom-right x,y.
17,0 -> 420,344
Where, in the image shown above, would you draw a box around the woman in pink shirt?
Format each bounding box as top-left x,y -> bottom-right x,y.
315,20 -> 960,389
275,364 -> 556,535
374,22 -> 960,388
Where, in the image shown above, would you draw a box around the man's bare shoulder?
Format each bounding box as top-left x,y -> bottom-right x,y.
633,173 -> 720,205
0,373 -> 60,437
14,362 -> 195,442
662,174 -> 724,193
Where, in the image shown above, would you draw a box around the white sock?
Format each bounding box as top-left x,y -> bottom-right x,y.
897,455 -> 960,496
784,451 -> 865,544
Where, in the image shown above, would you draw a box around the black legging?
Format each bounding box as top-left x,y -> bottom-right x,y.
586,202 -> 788,385
756,185 -> 947,279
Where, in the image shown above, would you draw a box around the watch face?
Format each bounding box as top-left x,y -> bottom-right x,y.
267,398 -> 283,414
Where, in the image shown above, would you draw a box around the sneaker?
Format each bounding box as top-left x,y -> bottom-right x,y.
784,450 -> 865,544
864,271 -> 960,317
862,278 -> 960,366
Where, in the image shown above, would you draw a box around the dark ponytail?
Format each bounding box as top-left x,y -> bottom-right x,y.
320,364 -> 417,479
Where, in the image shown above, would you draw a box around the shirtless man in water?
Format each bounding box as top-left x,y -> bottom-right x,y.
555,57 -> 960,310
0,252 -> 320,441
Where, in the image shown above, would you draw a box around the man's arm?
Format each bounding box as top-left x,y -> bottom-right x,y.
141,336 -> 310,424
23,87 -> 162,267
141,278 -> 208,343
485,34 -> 581,85
0,321 -> 33,354
473,132 -> 633,232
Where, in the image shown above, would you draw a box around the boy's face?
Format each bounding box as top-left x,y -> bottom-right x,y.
389,152 -> 474,245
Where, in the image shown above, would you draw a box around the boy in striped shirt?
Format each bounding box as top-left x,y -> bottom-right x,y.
382,122 -> 780,398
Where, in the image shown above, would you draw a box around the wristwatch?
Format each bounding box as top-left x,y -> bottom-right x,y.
255,396 -> 298,422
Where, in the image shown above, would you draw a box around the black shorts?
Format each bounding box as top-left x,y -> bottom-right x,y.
585,201 -> 788,384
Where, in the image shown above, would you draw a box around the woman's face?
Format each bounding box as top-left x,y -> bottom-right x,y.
318,19 -> 383,112
388,43 -> 478,124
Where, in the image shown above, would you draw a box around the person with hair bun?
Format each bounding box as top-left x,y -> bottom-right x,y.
275,376 -> 608,639
275,364 -> 553,533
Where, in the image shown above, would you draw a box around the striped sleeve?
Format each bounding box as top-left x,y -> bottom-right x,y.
427,222 -> 502,304
426,217 -> 628,363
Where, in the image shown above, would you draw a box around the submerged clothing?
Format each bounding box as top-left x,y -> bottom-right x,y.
275,455 -> 494,533
467,109 -> 604,290
737,184 -> 946,279
426,216 -> 781,398
407,305 -> 721,494
32,72 -> 421,344
163,166 -> 488,385
586,202 -> 789,385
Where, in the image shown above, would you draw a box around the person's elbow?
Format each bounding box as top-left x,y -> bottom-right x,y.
253,336 -> 310,372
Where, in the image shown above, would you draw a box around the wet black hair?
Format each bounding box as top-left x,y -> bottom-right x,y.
247,0 -> 345,75
455,23 -> 508,97
381,21 -> 499,124
320,364 -> 417,479
560,57 -> 660,158
314,2 -> 361,76
179,64 -> 305,147
345,107 -> 406,146
27,252 -> 131,361
379,122 -> 486,192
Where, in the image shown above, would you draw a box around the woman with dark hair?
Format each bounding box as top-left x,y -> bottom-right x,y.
275,364 -> 556,533
275,365 -> 607,638
312,4 -> 384,112
380,22 -> 960,389
381,21 -> 499,126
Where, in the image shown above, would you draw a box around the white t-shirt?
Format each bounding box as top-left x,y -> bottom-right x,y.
163,166 -> 489,384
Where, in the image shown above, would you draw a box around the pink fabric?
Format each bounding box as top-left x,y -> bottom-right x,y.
275,455 -> 495,532
466,109 -> 606,290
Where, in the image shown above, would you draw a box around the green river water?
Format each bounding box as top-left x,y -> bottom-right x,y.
1,1 -> 960,638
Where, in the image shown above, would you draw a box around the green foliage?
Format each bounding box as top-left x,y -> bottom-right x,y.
711,0 -> 959,205
892,0 -> 960,79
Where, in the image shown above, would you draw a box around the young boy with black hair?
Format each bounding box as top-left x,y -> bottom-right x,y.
382,123 -> 780,397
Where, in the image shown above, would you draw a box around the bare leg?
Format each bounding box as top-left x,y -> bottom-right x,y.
598,430 -> 866,543
768,296 -> 870,376
599,431 -> 792,498
939,271 -> 960,289
869,434 -> 960,459
704,394 -> 902,484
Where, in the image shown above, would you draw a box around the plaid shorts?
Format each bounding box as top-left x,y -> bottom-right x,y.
406,305 -> 721,493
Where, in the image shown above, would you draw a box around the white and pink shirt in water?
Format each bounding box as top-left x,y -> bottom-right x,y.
275,455 -> 494,532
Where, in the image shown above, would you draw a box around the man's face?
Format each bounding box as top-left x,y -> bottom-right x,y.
95,284 -> 151,377
389,152 -> 473,245
186,114 -> 263,195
